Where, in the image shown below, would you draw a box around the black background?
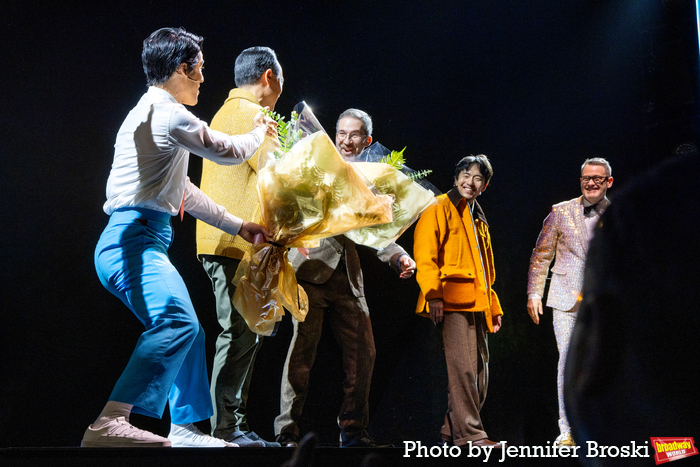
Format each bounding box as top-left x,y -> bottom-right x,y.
1,0 -> 698,449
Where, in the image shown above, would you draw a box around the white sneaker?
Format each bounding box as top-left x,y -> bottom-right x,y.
81,417 -> 171,447
168,423 -> 238,448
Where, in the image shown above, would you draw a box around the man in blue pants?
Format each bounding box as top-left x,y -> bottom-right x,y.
81,27 -> 275,448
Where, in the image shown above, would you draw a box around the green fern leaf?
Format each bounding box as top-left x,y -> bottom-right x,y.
410,169 -> 433,181
380,147 -> 407,169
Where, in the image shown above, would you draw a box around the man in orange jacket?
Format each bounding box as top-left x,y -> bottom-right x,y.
414,154 -> 503,449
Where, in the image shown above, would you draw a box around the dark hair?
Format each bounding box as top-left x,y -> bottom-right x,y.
234,47 -> 282,87
142,27 -> 203,86
454,154 -> 493,184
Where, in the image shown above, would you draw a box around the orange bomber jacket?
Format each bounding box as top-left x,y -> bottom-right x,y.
413,189 -> 503,332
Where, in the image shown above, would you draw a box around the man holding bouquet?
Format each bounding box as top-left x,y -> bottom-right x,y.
196,47 -> 284,447
274,109 -> 416,448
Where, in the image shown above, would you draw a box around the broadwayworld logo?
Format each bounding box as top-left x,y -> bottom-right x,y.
651,437 -> 698,465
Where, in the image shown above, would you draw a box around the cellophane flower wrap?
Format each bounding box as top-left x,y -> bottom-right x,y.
232,102 -> 394,336
343,143 -> 440,249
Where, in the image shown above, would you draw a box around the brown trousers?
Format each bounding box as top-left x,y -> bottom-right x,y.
275,263 -> 375,437
439,311 -> 489,445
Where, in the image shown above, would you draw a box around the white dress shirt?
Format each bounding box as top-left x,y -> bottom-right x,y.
103,87 -> 265,236
582,198 -> 607,241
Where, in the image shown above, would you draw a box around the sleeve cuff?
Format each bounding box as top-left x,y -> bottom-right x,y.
395,253 -> 407,271
250,126 -> 265,146
218,213 -> 243,238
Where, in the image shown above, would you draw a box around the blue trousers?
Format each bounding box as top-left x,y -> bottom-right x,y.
94,208 -> 213,424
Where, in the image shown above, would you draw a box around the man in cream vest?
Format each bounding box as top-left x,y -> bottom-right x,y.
527,157 -> 613,447
274,109 -> 416,448
196,47 -> 283,447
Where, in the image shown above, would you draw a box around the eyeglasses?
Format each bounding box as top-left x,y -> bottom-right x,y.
336,131 -> 366,142
581,175 -> 609,184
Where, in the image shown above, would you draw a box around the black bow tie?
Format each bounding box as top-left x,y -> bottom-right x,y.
584,203 -> 599,215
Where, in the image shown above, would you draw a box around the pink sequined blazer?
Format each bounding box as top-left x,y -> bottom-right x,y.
527,196 -> 590,312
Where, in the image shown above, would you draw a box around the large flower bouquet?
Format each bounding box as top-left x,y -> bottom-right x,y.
232,103 -> 395,335
344,143 -> 439,249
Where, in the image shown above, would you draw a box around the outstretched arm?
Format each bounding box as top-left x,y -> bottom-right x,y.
184,178 -> 270,241
170,106 -> 277,165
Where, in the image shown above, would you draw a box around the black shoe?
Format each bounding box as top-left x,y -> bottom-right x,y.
245,431 -> 281,447
224,430 -> 266,447
276,432 -> 299,448
340,431 -> 393,448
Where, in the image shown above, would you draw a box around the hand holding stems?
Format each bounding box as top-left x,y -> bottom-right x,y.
237,222 -> 309,257
238,221 -> 271,244
399,255 -> 416,279
253,108 -> 279,139
527,298 -> 543,325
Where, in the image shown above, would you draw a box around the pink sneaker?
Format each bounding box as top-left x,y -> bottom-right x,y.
81,417 -> 171,447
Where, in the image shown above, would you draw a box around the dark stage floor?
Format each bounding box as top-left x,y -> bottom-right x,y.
0,445 -> 590,467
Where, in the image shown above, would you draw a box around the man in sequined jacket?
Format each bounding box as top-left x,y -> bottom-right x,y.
526,157 -> 613,446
